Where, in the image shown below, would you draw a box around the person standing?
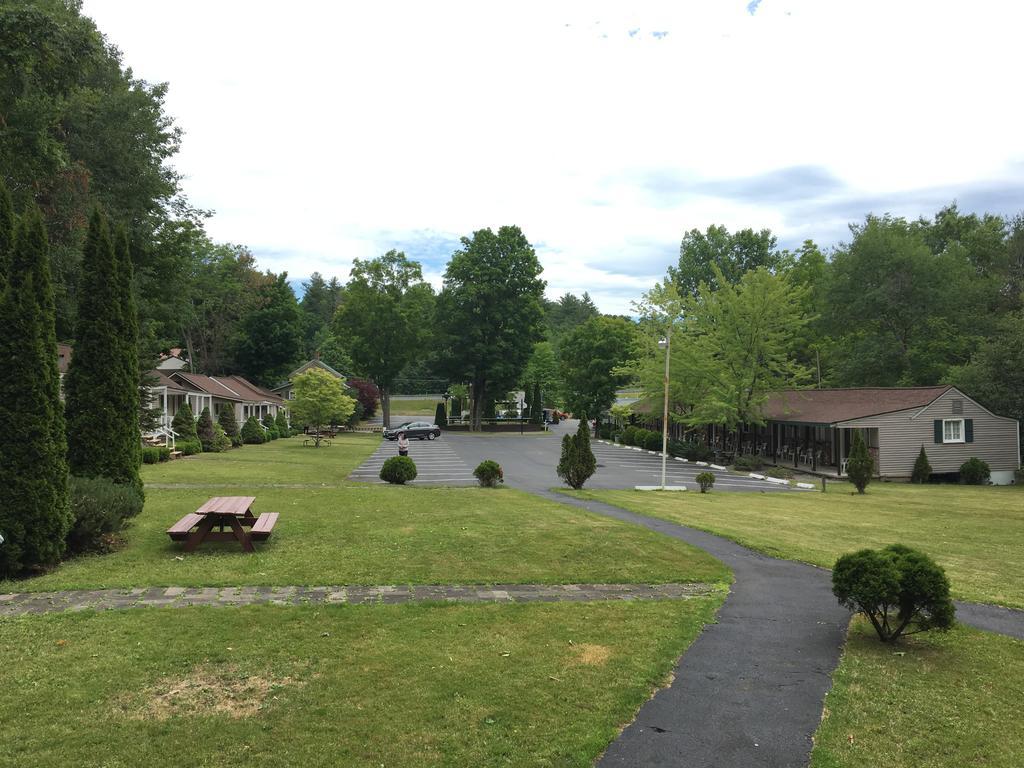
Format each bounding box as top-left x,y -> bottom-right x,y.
397,432 -> 409,457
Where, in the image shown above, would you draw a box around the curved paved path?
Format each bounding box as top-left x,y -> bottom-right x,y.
534,491 -> 1024,767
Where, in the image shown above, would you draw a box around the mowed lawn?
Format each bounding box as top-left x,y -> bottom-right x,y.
812,618 -> 1024,768
0,599 -> 722,768
0,435 -> 730,767
389,398 -> 443,417
2,436 -> 728,591
568,483 -> 1024,608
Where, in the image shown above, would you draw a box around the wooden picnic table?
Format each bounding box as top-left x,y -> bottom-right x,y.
167,496 -> 278,553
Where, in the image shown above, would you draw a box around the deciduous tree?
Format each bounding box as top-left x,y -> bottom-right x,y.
289,368 -> 356,446
334,251 -> 434,428
436,227 -> 546,430
559,316 -> 635,430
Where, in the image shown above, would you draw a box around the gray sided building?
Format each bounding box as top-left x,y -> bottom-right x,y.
758,386 -> 1020,484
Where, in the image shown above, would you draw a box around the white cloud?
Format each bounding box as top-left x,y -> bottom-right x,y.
84,0 -> 1024,313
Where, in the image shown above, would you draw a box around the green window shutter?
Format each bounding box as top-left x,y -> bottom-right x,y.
965,419 -> 974,443
934,420 -> 943,443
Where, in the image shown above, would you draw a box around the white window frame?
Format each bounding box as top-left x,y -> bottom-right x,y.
943,418 -> 965,444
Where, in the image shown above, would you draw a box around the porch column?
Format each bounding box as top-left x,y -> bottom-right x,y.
838,430 -> 846,475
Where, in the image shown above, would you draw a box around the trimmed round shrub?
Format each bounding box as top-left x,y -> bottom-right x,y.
644,429 -> 664,452
832,544 -> 955,643
473,460 -> 504,488
66,476 -> 144,554
142,447 -> 162,464
959,457 -> 990,485
380,456 -> 417,484
696,471 -> 715,493
670,439 -> 713,462
158,447 -> 171,462
621,426 -> 638,446
177,438 -> 202,456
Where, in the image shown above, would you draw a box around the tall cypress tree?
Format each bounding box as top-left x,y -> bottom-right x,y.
65,209 -> 138,486
0,206 -> 71,576
0,181 -> 13,287
112,225 -> 142,489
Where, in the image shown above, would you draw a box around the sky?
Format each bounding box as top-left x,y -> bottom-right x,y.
82,0 -> 1024,314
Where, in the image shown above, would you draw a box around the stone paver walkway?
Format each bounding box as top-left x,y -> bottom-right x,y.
0,582 -> 714,617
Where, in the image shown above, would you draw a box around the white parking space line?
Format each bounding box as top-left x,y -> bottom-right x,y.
348,438 -> 477,485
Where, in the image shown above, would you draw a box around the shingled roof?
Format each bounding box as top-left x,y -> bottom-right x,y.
763,386 -> 952,424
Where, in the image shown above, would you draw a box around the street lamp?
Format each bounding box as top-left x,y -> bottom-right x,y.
658,329 -> 671,491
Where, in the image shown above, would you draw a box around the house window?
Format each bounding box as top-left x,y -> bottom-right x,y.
943,419 -> 964,443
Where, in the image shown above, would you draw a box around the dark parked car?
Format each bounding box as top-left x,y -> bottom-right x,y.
383,421 -> 441,441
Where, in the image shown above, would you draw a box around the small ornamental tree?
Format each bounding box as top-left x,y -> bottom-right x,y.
832,544 -> 955,643
218,403 -> 242,447
349,378 -> 379,418
241,416 -> 265,444
196,407 -> 217,452
696,471 -> 716,493
434,402 -> 447,428
846,430 -> 873,493
275,409 -> 290,437
557,416 -> 597,489
289,368 -> 356,446
911,445 -> 932,484
172,402 -> 198,442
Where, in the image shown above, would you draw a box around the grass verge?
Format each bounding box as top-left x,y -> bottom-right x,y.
812,618 -> 1024,768
565,483 -> 1024,608
0,598 -> 721,767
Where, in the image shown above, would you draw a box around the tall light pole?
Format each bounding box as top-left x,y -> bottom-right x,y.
658,329 -> 671,490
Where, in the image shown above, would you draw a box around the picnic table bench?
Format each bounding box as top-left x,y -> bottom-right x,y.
167,496 -> 278,553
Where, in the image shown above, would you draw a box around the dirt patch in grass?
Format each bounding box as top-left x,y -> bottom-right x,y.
119,664 -> 307,720
571,643 -> 612,666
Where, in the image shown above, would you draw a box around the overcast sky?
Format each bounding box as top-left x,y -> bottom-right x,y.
82,0 -> 1024,313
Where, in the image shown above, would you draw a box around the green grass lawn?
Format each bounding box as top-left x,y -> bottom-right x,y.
389,398 -> 443,417
812,618 -> 1024,768
3,437 -> 728,591
567,483 -> 1024,608
0,599 -> 722,767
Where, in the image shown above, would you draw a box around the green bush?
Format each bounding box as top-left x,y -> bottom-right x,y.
473,460 -> 504,488
177,438 -> 202,456
959,457 -> 990,485
557,417 -> 597,490
733,454 -> 764,471
275,409 -> 290,437
207,423 -> 231,453
832,544 -> 955,643
380,456 -> 417,484
846,430 -> 873,493
621,426 -> 638,446
670,440 -> 713,462
696,471 -> 715,493
66,475 -> 144,554
196,407 -> 217,452
172,402 -> 198,441
643,429 -> 664,452
911,445 -> 931,483
218,404 -> 241,447
158,447 -> 171,462
241,416 -> 265,444
141,447 -> 161,464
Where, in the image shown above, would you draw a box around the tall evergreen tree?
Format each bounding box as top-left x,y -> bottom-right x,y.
218,402 -> 241,446
0,205 -> 72,576
112,225 -> 142,488
0,181 -> 13,287
65,209 -> 140,487
172,402 -> 198,441
196,406 -> 216,451
531,381 -> 543,425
